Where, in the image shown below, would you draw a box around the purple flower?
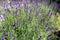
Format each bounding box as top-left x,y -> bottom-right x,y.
46,27 -> 51,31
0,0 -> 2,1
5,8 -> 10,13
25,0 -> 30,3
10,0 -> 19,8
36,11 -> 39,17
14,37 -> 16,40
54,2 -> 60,11
25,34 -> 29,38
24,3 -> 28,11
2,36 -> 6,40
11,0 -> 16,1
12,23 -> 16,29
39,18 -> 44,23
35,0 -> 38,4
18,0 -> 22,2
14,9 -> 18,16
9,32 -> 12,38
29,9 -> 32,14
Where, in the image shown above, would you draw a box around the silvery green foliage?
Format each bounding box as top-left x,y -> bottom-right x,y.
0,0 -> 58,40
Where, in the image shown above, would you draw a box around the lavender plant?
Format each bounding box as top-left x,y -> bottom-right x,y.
0,0 -> 60,40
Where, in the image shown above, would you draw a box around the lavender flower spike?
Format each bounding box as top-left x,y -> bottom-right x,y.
14,9 -> 18,16
5,8 -> 10,13
36,11 -> 39,17
9,32 -> 12,38
2,36 -> 6,40
14,37 -> 16,40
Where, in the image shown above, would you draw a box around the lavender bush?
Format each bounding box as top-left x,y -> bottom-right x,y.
0,0 -> 60,40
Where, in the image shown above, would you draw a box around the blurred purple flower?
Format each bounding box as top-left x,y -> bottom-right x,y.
36,11 -> 39,17
2,36 -> 6,40
39,18 -> 44,23
25,0 -> 30,4
14,9 -> 18,16
14,37 -> 16,40
5,8 -> 10,13
9,32 -> 12,38
54,2 -> 60,11
25,34 -> 29,38
29,9 -> 32,14
35,0 -> 38,4
10,1 -> 19,8
0,0 -> 2,1
46,27 -> 51,31
54,2 -> 58,8
12,23 -> 16,29
24,3 -> 28,11
18,0 -> 23,2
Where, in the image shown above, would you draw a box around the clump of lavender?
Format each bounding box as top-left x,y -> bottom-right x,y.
0,0 -> 59,40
